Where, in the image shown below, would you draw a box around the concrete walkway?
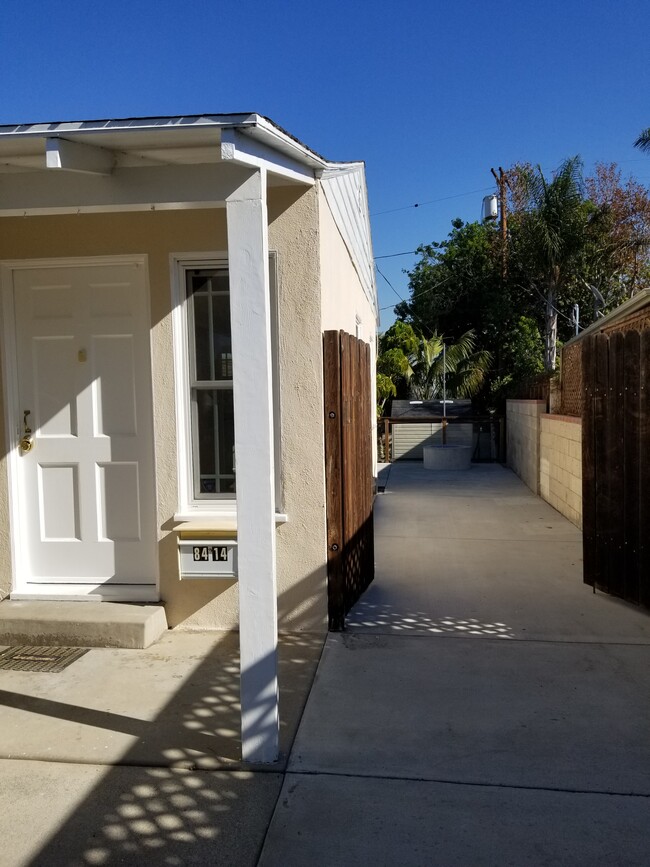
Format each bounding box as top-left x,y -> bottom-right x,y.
0,631 -> 324,866
260,463 -> 650,866
3,462 -> 650,865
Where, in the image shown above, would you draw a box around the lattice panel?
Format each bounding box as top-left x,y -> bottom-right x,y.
559,341 -> 583,417
602,309 -> 650,336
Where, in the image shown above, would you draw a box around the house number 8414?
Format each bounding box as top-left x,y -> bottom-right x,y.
192,546 -> 229,562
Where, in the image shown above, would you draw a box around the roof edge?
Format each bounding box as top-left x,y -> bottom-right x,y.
0,113 -> 364,173
564,289 -> 650,346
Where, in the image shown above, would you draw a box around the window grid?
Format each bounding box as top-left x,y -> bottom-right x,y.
186,268 -> 235,498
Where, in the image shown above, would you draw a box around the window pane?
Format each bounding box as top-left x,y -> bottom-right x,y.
187,269 -> 231,383
195,388 -> 235,495
210,271 -> 230,293
187,271 -> 212,296
192,294 -> 211,381
212,294 -> 232,380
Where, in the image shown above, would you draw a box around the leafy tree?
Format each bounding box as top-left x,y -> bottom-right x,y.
376,322 -> 417,414
584,162 -> 650,301
396,217 -> 536,395
379,320 -> 420,357
376,322 -> 420,404
397,219 -> 507,348
396,156 -> 650,391
500,316 -> 545,382
376,373 -> 396,417
486,316 -> 545,407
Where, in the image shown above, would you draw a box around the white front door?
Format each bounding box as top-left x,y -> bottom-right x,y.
7,260 -> 157,598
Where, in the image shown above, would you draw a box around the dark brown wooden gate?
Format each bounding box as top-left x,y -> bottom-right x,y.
582,329 -> 650,606
323,330 -> 375,630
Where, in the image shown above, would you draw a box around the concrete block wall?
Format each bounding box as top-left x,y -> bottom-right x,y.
539,415 -> 582,529
506,401 -> 546,494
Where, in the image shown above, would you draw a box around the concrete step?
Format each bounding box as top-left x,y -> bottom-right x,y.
0,600 -> 168,649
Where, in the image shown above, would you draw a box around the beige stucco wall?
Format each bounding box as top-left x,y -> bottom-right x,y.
318,187 -> 376,343
318,186 -> 378,468
539,415 -> 582,529
270,186 -> 328,631
506,400 -> 546,494
0,191 -> 329,631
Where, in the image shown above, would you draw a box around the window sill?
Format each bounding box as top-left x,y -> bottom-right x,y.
173,512 -> 288,533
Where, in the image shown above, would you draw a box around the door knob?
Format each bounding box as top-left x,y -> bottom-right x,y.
19,410 -> 34,453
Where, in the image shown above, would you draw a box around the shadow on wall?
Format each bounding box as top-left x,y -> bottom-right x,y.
2,571 -> 327,866
157,527 -> 239,628
157,523 -> 328,631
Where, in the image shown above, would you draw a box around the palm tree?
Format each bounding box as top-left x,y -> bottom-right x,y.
634,128 -> 650,153
376,321 -> 491,407
518,157 -> 587,370
407,330 -> 491,400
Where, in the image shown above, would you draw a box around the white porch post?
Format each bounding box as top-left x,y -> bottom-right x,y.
226,168 -> 279,763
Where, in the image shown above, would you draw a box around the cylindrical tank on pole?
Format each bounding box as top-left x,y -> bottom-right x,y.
482,194 -> 498,222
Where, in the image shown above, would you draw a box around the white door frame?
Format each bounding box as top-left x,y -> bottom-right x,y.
0,254 -> 160,601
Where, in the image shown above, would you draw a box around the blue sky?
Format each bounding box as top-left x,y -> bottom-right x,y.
2,0 -> 649,330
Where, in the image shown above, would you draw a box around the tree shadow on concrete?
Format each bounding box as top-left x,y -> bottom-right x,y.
346,597 -> 515,638
0,573 -> 326,866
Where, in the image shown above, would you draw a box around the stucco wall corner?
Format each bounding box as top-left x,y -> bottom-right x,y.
270,185 -> 328,633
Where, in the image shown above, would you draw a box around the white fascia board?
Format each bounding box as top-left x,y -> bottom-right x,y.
46,137 -> 115,175
0,162 -> 252,216
221,128 -> 315,185
320,164 -> 379,320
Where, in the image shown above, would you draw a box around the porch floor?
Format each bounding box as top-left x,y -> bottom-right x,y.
0,629 -> 323,864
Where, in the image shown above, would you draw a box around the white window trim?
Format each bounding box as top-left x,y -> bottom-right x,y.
170,252 -> 284,521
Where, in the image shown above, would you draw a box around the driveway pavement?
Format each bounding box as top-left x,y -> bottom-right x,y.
3,462 -> 650,866
260,462 -> 650,866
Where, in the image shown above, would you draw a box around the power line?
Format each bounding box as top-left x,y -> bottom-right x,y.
371,186 -> 494,217
375,264 -> 406,306
376,267 -> 453,316
375,268 -> 434,337
526,283 -> 584,330
371,159 -> 650,221
375,250 -> 418,259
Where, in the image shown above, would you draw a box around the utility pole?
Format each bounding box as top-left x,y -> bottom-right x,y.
491,166 -> 509,279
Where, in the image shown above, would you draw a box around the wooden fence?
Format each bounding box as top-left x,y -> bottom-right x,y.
582,330 -> 650,606
323,330 -> 375,630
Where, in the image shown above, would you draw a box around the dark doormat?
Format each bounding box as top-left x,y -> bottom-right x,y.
0,646 -> 89,672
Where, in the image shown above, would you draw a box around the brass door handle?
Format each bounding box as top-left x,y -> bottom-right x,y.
20,410 -> 34,453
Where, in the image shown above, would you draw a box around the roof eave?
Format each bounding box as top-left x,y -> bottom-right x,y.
0,113 -> 363,174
